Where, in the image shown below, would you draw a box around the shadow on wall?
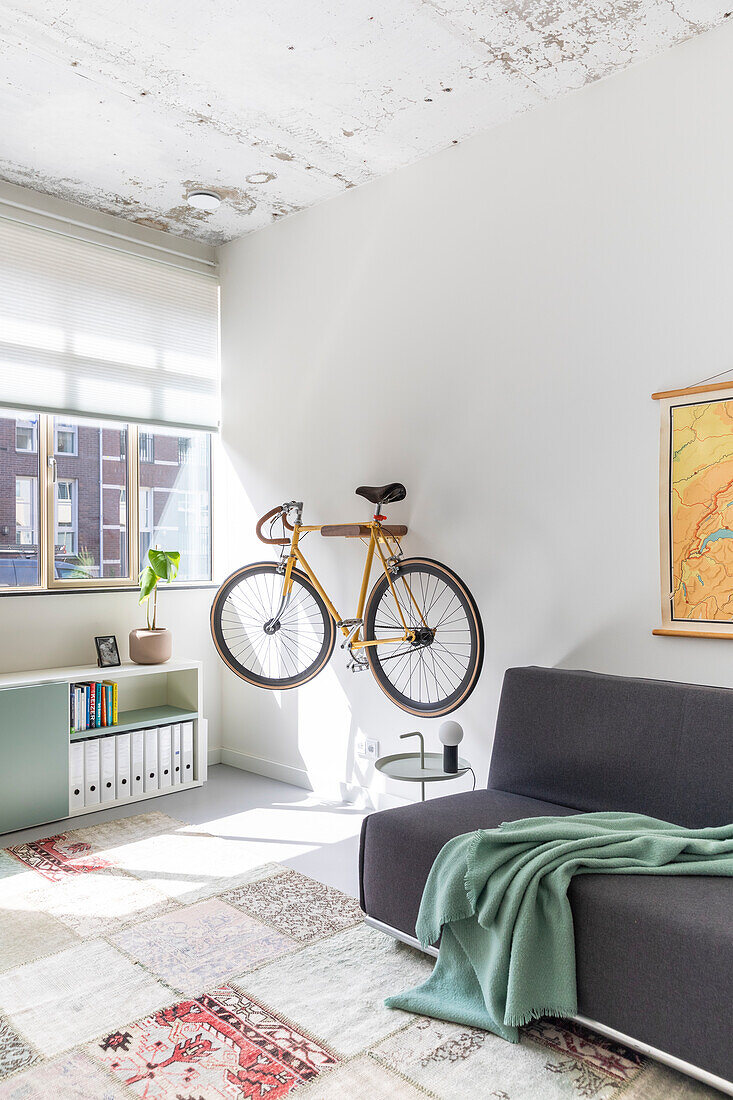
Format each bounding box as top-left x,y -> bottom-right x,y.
216,441 -> 382,800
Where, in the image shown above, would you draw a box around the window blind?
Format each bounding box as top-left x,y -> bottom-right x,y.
0,217 -> 220,431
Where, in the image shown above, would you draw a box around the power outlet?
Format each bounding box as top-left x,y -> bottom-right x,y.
357,738 -> 380,760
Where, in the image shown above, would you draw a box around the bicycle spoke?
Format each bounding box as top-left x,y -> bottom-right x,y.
215,567 -> 332,685
366,563 -> 479,713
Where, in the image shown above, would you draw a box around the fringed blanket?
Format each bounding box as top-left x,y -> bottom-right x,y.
386,812 -> 733,1040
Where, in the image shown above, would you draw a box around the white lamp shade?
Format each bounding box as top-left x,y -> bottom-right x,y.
439,720 -> 463,746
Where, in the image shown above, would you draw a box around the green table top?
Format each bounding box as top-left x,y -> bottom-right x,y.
375,751 -> 471,782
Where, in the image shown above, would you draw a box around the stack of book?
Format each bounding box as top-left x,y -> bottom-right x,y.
70,681 -> 118,733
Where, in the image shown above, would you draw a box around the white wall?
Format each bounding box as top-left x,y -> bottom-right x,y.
218,20 -> 733,796
0,589 -> 222,750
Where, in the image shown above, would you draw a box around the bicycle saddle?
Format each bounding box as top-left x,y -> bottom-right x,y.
355,482 -> 407,506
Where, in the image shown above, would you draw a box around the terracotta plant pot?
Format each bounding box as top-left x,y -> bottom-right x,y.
129,627 -> 172,665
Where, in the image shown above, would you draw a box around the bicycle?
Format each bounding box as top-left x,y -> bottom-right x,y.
210,482 -> 484,717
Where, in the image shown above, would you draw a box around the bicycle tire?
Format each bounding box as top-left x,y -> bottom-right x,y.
211,562 -> 336,689
363,557 -> 483,717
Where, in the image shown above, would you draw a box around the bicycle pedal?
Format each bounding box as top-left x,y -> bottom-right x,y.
337,618 -> 362,629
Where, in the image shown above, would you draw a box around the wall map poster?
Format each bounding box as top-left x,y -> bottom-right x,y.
655,382 -> 733,637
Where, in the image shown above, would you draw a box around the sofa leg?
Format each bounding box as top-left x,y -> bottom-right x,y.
363,916 -> 733,1097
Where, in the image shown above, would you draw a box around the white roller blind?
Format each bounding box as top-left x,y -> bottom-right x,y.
0,217 -> 220,431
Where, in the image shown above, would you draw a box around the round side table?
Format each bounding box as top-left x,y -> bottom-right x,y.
375,751 -> 473,802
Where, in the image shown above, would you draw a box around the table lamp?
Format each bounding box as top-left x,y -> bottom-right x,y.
439,720 -> 463,773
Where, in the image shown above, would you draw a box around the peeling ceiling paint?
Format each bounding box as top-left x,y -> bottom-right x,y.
0,0 -> 728,244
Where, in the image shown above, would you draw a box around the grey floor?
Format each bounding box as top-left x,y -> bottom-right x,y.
0,764 -> 368,898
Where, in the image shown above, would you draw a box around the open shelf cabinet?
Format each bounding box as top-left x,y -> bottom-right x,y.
0,659 -> 207,834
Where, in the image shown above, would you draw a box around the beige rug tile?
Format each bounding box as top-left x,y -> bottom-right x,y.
233,923 -> 433,1058
0,941 -> 171,1058
222,867 -> 363,942
0,907 -> 78,973
110,830 -> 285,903
0,861 -> 50,913
373,1015 -> 656,1100
67,812 -> 183,856
21,869 -> 178,939
0,1049 -> 127,1099
0,1016 -> 39,1082
111,897 -> 297,994
622,1060 -> 723,1100
0,854 -> 27,883
298,1054 -> 434,1099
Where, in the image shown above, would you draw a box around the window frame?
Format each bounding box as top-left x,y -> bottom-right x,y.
0,413 -> 214,594
15,418 -> 38,454
54,478 -> 78,556
15,475 -> 38,547
139,431 -> 155,465
54,422 -> 79,457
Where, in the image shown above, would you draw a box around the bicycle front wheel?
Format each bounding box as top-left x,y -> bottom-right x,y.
363,558 -> 483,717
211,562 -> 336,689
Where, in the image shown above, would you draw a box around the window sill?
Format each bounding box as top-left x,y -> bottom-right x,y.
0,583 -> 219,598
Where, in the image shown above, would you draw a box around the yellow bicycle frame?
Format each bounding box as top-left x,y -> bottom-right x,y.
277,519 -> 426,648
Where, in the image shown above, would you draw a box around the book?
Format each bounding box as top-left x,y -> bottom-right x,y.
102,680 -> 118,726
95,683 -> 101,728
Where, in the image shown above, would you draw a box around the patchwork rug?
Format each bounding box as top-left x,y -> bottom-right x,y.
0,812 -> 720,1099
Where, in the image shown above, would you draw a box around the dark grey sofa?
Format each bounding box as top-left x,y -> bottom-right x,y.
359,666 -> 733,1092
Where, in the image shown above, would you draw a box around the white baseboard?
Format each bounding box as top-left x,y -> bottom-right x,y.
218,747 -> 390,808
207,747 -> 222,766
220,747 -> 314,790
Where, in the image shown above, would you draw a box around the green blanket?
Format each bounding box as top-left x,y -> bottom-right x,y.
385,812 -> 733,1041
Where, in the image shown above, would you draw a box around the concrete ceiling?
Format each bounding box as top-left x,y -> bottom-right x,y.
0,1 -> 728,245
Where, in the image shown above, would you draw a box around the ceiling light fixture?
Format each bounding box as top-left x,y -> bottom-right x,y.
186,190 -> 222,212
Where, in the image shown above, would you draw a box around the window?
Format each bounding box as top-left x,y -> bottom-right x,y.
55,422 -> 78,455
139,432 -> 155,464
0,413 -> 213,591
52,416 -> 128,581
55,480 -> 77,556
139,428 -> 212,582
139,486 -> 153,561
16,477 -> 37,546
0,410 -> 40,587
15,418 -> 38,453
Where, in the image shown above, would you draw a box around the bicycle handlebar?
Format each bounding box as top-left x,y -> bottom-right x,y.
256,505 -> 295,545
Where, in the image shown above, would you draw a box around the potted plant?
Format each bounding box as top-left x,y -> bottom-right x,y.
129,548 -> 180,665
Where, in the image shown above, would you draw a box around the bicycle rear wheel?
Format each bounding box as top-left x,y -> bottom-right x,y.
363,557 -> 483,717
211,562 -> 336,688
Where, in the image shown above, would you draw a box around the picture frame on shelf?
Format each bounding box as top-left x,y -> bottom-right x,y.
95,634 -> 121,668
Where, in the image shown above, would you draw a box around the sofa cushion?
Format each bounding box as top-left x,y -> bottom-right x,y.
488,666 -> 733,827
571,872 -> 733,1082
359,788 -> 575,937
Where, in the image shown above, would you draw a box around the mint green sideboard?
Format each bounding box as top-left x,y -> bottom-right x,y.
0,683 -> 69,833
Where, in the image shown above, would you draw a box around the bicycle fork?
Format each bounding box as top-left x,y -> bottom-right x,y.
263,576 -> 292,635
264,546 -> 297,635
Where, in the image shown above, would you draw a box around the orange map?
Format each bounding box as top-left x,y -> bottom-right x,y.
671,399 -> 733,621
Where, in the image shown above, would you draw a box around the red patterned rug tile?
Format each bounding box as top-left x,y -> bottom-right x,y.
523,1018 -> 645,1084
7,835 -> 110,882
93,985 -> 338,1099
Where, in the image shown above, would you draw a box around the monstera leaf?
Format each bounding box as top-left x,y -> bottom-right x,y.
138,549 -> 181,607
148,548 -> 180,583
